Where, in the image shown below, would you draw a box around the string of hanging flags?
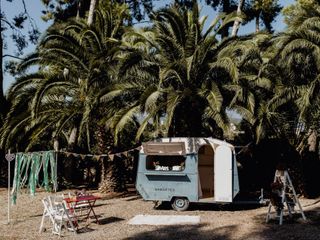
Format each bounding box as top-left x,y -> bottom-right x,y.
59,146 -> 142,161
60,142 -> 255,159
9,146 -> 141,204
11,151 -> 58,204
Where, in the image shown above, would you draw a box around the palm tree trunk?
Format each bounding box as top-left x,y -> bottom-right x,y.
99,159 -> 115,193
297,129 -> 319,154
53,137 -> 59,151
68,127 -> 78,149
255,12 -> 260,32
307,129 -> 318,153
99,155 -> 127,193
231,0 -> 244,37
95,125 -> 108,190
87,0 -> 98,26
64,127 -> 78,183
97,126 -> 127,193
76,0 -> 81,20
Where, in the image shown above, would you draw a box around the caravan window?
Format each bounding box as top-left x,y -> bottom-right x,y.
146,155 -> 186,171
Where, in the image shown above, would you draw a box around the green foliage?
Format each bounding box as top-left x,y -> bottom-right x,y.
1,0 -> 41,132
108,4 -> 249,142
1,1 -> 130,152
282,0 -> 319,28
2,0 -> 320,195
1,0 -> 320,157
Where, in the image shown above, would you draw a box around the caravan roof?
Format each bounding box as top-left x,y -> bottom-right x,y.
140,137 -> 234,155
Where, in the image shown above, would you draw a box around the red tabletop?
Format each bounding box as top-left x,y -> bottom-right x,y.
64,195 -> 101,224
65,195 -> 100,203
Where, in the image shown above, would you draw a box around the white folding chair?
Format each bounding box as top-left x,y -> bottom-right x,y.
39,196 -> 77,236
39,197 -> 55,233
51,201 -> 77,236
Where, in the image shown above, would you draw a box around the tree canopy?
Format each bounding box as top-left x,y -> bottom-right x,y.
1,0 -> 320,195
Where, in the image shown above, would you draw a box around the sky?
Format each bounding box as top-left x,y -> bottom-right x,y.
2,0 -> 295,92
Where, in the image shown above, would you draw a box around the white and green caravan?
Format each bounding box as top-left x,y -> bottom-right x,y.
136,137 -> 240,211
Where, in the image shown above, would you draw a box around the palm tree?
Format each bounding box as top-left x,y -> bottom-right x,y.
225,32 -> 294,143
264,3 -> 320,197
1,1 -> 131,190
11,2 -> 129,148
272,3 -> 320,153
106,3 -> 245,143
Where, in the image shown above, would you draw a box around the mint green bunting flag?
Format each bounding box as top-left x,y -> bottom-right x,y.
11,151 -> 58,204
28,153 -> 41,196
42,152 -> 50,191
49,151 -> 58,192
11,153 -> 22,205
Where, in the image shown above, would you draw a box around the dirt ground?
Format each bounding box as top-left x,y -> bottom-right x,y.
1,188 -> 320,240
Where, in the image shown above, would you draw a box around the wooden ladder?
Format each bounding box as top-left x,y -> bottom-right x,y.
266,170 -> 306,225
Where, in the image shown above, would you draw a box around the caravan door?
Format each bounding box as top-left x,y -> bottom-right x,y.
214,145 -> 233,202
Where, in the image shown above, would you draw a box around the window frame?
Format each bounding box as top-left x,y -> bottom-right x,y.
145,154 -> 186,172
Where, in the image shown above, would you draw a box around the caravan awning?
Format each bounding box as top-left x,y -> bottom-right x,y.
142,142 -> 186,156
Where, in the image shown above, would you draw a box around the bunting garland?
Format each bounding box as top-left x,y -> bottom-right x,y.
59,146 -> 141,161
9,147 -> 140,204
11,151 -> 57,204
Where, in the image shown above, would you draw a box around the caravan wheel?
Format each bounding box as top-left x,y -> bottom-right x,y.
171,197 -> 189,211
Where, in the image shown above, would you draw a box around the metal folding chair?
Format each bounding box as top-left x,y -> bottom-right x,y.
64,193 -> 90,219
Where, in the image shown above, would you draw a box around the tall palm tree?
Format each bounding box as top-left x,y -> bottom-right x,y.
5,2 -> 129,148
225,33 -> 291,143
1,2 -> 131,190
105,3 -> 245,142
272,3 -> 320,153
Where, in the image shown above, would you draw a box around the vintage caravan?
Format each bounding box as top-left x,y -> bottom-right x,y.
136,137 -> 240,211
